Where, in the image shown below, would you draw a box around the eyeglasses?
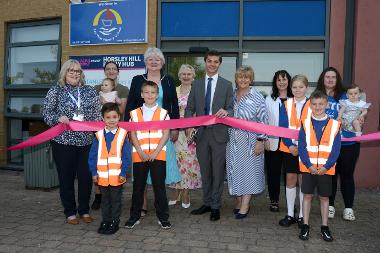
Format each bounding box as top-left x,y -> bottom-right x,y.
67,68 -> 82,74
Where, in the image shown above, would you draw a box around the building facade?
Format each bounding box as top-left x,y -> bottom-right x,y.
0,0 -> 379,187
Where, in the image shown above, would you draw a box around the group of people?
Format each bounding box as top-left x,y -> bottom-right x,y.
42,48 -> 368,241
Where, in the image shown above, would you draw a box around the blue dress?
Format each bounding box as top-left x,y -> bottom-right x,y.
147,83 -> 181,185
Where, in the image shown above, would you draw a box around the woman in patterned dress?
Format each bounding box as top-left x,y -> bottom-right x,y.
42,59 -> 101,224
226,66 -> 269,219
168,64 -> 201,208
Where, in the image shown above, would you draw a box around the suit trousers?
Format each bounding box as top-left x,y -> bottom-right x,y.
51,141 -> 92,218
130,160 -> 169,221
196,128 -> 227,209
99,185 -> 123,222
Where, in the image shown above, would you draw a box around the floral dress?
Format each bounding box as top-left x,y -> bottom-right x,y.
172,86 -> 202,189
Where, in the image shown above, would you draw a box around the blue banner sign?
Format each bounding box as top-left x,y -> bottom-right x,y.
70,54 -> 145,87
70,0 -> 147,46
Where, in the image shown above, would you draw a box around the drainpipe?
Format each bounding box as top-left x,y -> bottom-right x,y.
343,0 -> 356,85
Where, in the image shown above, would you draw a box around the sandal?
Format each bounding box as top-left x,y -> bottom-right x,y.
141,209 -> 148,218
269,201 -> 279,212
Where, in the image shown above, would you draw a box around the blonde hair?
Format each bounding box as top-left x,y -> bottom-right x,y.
178,64 -> 196,79
58,59 -> 85,87
291,74 -> 309,88
144,47 -> 165,65
235,65 -> 254,84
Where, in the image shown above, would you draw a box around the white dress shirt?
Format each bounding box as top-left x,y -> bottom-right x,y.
295,97 -> 307,119
205,73 -> 218,115
142,103 -> 170,121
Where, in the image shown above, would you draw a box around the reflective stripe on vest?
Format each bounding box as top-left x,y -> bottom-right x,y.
95,128 -> 128,186
299,118 -> 340,175
130,107 -> 167,162
279,98 -> 311,153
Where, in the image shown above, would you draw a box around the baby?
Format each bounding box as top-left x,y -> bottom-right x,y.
99,78 -> 121,104
338,84 -> 371,136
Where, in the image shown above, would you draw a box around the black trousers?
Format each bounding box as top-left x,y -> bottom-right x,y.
265,149 -> 284,202
329,143 -> 360,208
51,141 -> 92,218
130,160 -> 169,221
99,185 -> 123,222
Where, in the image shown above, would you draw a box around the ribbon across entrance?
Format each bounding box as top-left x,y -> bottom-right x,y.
3,115 -> 380,151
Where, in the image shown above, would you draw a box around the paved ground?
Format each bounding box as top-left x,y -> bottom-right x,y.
0,170 -> 379,253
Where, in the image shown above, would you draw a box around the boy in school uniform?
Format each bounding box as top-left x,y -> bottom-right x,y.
88,103 -> 131,235
125,80 -> 172,229
298,90 -> 341,242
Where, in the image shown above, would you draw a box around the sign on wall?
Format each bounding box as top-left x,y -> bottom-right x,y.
70,54 -> 146,88
70,0 -> 147,46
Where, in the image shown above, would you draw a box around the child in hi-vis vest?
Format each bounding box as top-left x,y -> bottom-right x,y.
88,103 -> 131,235
298,90 -> 341,242
125,81 -> 172,230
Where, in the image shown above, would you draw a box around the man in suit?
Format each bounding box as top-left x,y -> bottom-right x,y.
185,50 -> 233,221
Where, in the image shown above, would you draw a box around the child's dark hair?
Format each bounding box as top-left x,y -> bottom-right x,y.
102,78 -> 116,91
271,70 -> 293,99
141,80 -> 159,93
101,102 -> 120,117
310,89 -> 328,101
204,50 -> 222,63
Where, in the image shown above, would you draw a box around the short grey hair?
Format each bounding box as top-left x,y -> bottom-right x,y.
144,47 -> 165,65
58,59 -> 85,87
178,64 -> 196,79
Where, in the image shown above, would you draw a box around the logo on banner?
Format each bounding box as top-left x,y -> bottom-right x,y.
93,8 -> 122,42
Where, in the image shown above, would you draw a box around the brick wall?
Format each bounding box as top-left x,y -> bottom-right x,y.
0,0 -> 157,165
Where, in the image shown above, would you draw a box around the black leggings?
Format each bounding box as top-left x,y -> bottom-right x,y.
329,143 -> 360,208
265,150 -> 284,202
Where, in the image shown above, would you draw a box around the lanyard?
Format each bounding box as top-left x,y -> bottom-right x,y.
68,87 -> 80,110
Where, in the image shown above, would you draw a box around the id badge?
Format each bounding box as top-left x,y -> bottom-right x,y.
73,113 -> 84,121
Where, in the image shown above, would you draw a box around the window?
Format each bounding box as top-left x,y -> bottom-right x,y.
166,55 -> 237,86
6,22 -> 60,87
4,20 -> 61,167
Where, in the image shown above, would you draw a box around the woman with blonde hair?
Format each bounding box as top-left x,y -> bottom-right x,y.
226,66 -> 268,219
42,59 -> 101,225
168,64 -> 201,208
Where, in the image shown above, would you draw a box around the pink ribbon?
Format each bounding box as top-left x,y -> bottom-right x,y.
1,116 -> 379,151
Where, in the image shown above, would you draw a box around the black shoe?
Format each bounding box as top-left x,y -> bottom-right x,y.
269,201 -> 279,212
321,226 -> 334,242
105,219 -> 119,235
279,215 -> 296,227
191,205 -> 211,215
235,208 -> 250,220
299,224 -> 310,240
97,221 -> 109,234
91,194 -> 101,210
158,220 -> 172,229
210,209 -> 220,221
297,217 -> 304,229
233,208 -> 240,215
124,217 -> 140,229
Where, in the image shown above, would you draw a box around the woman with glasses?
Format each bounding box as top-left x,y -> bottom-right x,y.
42,59 -> 101,225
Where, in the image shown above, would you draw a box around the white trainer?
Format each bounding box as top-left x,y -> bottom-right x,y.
181,202 -> 191,209
343,208 -> 356,221
328,206 -> 335,219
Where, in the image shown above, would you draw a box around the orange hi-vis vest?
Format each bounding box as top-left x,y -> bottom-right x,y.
130,107 -> 168,163
299,117 -> 341,176
279,98 -> 311,153
95,128 -> 128,186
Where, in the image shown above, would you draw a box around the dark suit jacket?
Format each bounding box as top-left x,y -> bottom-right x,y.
124,74 -> 179,121
184,75 -> 233,143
